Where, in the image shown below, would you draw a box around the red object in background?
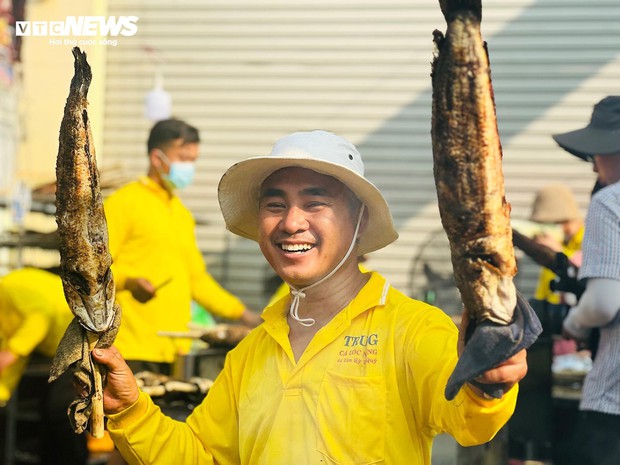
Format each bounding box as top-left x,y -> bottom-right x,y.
553,338 -> 577,356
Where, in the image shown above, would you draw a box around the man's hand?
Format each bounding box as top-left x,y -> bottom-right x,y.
125,277 -> 156,303
533,233 -> 562,253
458,308 -> 528,397
471,349 -> 528,396
239,308 -> 262,328
0,350 -> 17,373
91,346 -> 140,415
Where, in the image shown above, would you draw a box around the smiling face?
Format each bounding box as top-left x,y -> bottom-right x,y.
258,167 -> 363,287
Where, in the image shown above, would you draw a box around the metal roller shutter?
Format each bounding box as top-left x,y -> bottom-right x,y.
103,0 -> 619,314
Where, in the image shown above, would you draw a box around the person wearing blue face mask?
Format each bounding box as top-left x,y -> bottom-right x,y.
103,118 -> 262,380
154,148 -> 196,190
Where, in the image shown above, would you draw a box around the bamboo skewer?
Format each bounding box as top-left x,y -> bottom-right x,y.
87,332 -> 105,438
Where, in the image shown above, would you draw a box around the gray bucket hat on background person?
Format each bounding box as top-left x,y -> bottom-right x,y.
217,130 -> 399,256
552,96 -> 620,161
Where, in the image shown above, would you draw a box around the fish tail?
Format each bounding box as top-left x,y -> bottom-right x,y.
439,0 -> 482,22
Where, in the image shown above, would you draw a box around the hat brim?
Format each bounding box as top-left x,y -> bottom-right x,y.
218,156 -> 398,255
552,127 -> 620,161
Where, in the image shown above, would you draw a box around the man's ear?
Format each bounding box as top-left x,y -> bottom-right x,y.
356,207 -> 369,241
149,149 -> 165,169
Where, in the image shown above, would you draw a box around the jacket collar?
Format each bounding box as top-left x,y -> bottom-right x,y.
262,271 -> 390,328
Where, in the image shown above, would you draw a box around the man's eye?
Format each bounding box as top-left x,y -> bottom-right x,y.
306,201 -> 327,209
262,202 -> 285,210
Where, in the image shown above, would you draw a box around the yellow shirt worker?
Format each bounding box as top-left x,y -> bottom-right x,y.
107,272 -> 517,464
95,130 -> 528,464
105,176 -> 249,363
104,119 -> 260,367
0,267 -> 73,406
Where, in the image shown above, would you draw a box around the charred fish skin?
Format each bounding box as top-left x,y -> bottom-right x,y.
431,0 -> 516,324
55,47 -> 116,334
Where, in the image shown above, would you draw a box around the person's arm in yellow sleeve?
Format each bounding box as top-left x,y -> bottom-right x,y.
7,313 -> 52,358
187,227 -> 261,326
5,290 -> 54,358
403,308 -> 521,447
94,346 -> 218,464
191,267 -> 261,326
451,309 -> 524,444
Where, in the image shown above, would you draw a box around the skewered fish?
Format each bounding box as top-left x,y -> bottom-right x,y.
49,47 -> 120,437
431,0 -> 516,325
431,0 -> 542,401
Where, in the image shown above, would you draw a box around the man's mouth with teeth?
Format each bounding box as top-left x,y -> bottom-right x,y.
279,243 -> 314,253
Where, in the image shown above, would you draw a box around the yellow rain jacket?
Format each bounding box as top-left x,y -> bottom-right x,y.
0,268 -> 73,405
104,177 -> 246,362
109,272 -> 517,464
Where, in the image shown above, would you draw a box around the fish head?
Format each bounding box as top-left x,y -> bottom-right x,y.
62,268 -> 117,333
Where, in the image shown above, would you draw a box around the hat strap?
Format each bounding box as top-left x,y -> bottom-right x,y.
288,205 -> 365,327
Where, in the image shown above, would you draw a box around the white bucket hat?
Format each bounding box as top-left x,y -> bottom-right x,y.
218,130 -> 398,255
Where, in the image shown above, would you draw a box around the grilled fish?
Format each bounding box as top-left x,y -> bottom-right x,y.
55,47 -> 117,333
431,0 -> 517,325
50,47 -> 120,436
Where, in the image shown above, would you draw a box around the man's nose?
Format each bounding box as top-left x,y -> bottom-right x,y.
281,206 -> 309,233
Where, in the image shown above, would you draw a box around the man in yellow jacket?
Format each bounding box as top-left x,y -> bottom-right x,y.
95,130 -> 528,464
104,118 -> 261,375
0,267 -> 88,464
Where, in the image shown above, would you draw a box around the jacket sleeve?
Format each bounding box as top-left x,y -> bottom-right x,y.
6,291 -> 53,357
8,313 -> 51,357
563,278 -> 620,338
402,307 -> 518,446
185,219 -> 246,320
107,391 -> 215,465
564,191 -> 620,338
107,354 -> 240,464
